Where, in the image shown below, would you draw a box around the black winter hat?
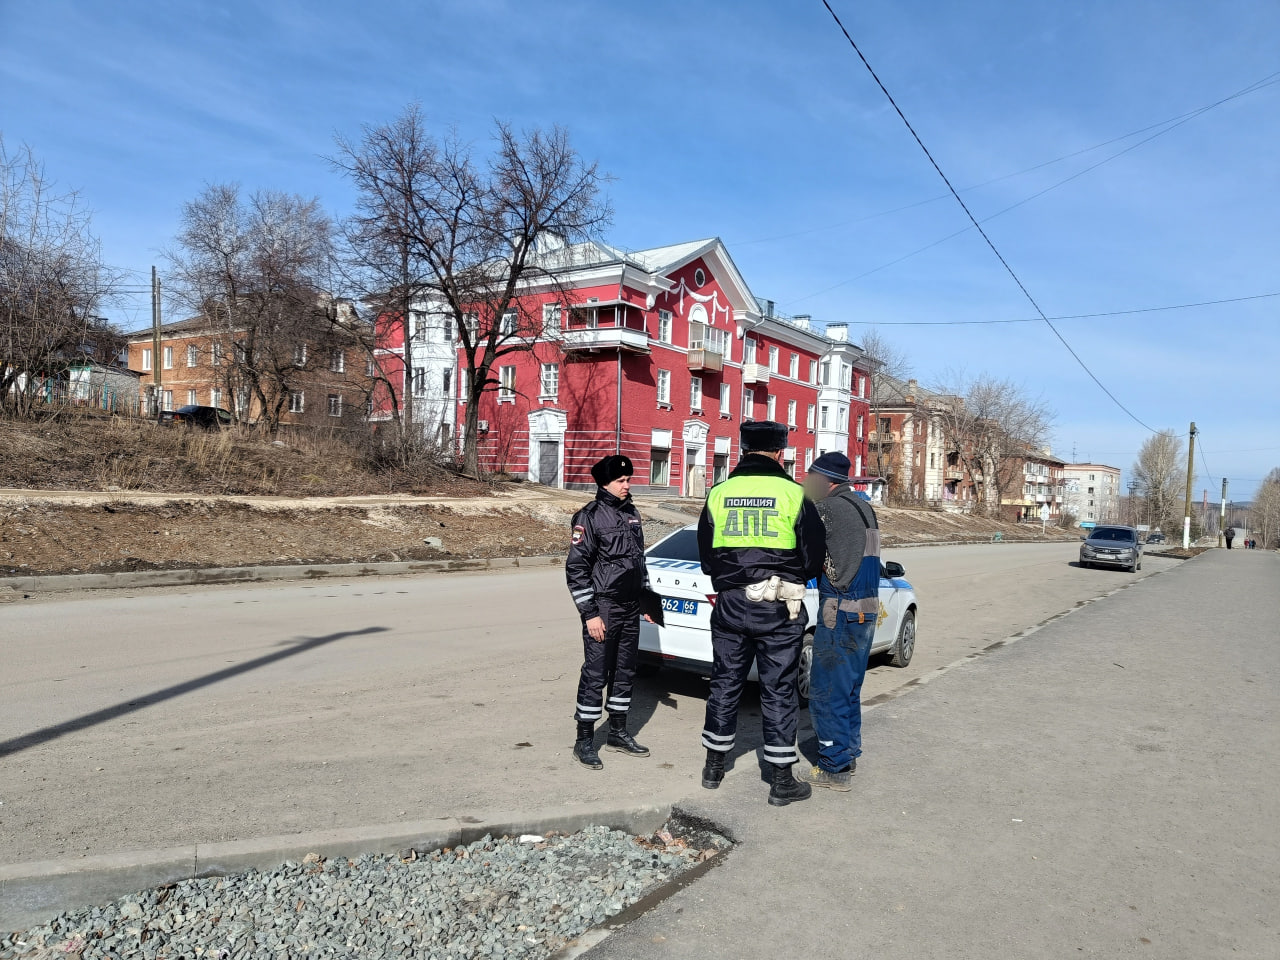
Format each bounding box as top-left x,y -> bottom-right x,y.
740,420 -> 788,453
810,451 -> 852,484
591,454 -> 634,487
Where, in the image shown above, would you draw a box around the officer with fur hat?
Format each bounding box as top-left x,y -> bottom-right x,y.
565,454 -> 651,768
697,421 -> 825,805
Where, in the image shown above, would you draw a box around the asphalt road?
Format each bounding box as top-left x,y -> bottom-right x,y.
0,542 -> 1181,864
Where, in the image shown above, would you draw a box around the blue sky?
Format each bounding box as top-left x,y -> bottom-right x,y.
2,0 -> 1277,498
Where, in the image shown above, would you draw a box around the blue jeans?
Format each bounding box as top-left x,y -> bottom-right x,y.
809,592 -> 875,773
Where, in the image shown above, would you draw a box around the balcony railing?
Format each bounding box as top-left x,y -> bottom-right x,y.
741,362 -> 770,385
560,326 -> 651,354
687,341 -> 724,372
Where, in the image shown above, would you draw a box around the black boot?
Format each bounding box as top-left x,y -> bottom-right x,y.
606,715 -> 649,757
701,749 -> 725,790
768,762 -> 812,807
573,722 -> 602,770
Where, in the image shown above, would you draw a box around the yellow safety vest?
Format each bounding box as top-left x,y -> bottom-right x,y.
707,474 -> 805,550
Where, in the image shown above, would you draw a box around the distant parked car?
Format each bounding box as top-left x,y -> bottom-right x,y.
1079,524 -> 1143,572
162,405 -> 233,429
1145,531 -> 1166,545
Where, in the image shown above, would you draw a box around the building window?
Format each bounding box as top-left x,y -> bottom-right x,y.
693,267 -> 706,287
365,357 -> 376,377
766,394 -> 776,421
743,337 -> 757,365
187,344 -> 199,367
500,310 -> 518,336
329,350 -> 345,374
820,405 -> 830,429
162,389 -> 173,411
211,342 -> 223,366
805,448 -> 815,470
442,368 -> 452,396
878,417 -> 891,435
499,365 -> 516,401
294,343 -> 307,366
789,353 -> 799,379
857,415 -> 864,441
162,346 -> 173,370
807,404 -> 816,431
210,388 -> 222,409
289,391 -> 305,414
540,363 -> 559,399
820,360 -> 831,386
809,360 -> 818,384
657,309 -> 673,344
141,348 -> 152,371
543,303 -> 562,335
787,399 -> 797,427
719,382 -> 731,417
184,389 -> 196,406
841,363 -> 852,390
713,454 -> 729,485
413,368 -> 427,397
742,387 -> 754,420
651,449 -> 670,486
328,394 -> 342,417
858,375 -> 866,398
768,345 -> 779,373
656,369 -> 671,405
1087,486 -> 1095,494
690,375 -> 702,412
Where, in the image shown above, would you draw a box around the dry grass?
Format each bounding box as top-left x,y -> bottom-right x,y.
0,414 -> 486,497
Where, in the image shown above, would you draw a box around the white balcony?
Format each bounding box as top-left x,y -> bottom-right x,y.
741,362 -> 770,385
560,326 -> 651,354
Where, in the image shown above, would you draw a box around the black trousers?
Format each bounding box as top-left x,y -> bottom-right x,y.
574,596 -> 640,724
702,587 -> 808,767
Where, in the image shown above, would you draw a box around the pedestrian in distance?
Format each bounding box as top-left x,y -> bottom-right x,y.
697,421 -> 826,806
565,455 -> 652,769
800,453 -> 881,792
1225,527 -> 1235,549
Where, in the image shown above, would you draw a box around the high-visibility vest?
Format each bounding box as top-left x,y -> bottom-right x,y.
707,474 -> 805,550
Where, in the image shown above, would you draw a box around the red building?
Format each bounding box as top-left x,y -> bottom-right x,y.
379,238 -> 871,496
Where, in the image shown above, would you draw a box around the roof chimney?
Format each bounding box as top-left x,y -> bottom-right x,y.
827,322 -> 848,342
793,314 -> 811,330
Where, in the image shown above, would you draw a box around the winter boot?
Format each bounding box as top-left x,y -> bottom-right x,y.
767,763 -> 812,807
800,765 -> 852,792
701,749 -> 726,790
573,722 -> 602,770
606,715 -> 649,757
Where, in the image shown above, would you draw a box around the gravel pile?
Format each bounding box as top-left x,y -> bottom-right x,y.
1,825 -> 726,960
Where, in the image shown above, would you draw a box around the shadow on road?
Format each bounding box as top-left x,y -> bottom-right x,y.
0,626 -> 389,757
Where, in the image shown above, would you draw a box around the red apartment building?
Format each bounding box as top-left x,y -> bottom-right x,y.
377,238 -> 871,496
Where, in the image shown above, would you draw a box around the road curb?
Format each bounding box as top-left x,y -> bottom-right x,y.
0,555 -> 565,596
0,799 -> 676,931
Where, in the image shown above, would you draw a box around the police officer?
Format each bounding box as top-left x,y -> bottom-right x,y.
697,421 -> 826,806
565,454 -> 651,769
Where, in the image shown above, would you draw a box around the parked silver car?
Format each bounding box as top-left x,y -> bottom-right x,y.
1079,525 -> 1143,572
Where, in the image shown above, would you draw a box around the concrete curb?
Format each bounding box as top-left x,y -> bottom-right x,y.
0,799 -> 677,931
0,555 -> 565,596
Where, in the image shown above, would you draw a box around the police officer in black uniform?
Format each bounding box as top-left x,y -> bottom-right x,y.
565,455 -> 651,769
697,421 -> 825,805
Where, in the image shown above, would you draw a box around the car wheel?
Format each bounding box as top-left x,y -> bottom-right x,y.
890,610 -> 916,668
797,632 -> 814,705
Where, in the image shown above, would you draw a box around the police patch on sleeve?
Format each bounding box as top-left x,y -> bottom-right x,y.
571,525 -> 585,545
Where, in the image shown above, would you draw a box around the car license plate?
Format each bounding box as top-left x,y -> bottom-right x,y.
661,597 -> 700,616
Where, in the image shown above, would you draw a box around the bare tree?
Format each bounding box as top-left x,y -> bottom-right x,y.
165,184 -> 357,434
933,372 -> 1053,514
861,326 -> 912,481
0,138 -> 120,418
1131,429 -> 1185,534
1251,467 -> 1280,548
333,107 -> 612,477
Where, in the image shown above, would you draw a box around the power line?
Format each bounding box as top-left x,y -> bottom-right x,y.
743,71 -> 1280,249
835,290 -> 1280,326
819,0 -> 1159,434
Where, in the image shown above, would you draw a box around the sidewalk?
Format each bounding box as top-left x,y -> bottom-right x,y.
587,549 -> 1280,959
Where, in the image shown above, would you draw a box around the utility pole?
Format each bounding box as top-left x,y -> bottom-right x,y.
151,265 -> 162,421
1218,478 -> 1228,548
1182,421 -> 1196,548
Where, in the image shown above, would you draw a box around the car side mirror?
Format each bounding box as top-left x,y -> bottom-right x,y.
883,561 -> 906,579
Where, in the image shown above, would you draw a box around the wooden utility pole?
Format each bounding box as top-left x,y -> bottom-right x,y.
1218,477 -> 1228,548
151,265 -> 162,420
1182,421 -> 1196,548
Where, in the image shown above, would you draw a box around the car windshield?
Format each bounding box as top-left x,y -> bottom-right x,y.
647,528 -> 701,562
1090,527 -> 1134,542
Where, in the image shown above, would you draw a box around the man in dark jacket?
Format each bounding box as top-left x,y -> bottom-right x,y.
565,455 -> 651,769
801,452 -> 881,791
697,421 -> 826,806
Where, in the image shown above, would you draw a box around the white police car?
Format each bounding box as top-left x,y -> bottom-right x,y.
638,524 -> 918,698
